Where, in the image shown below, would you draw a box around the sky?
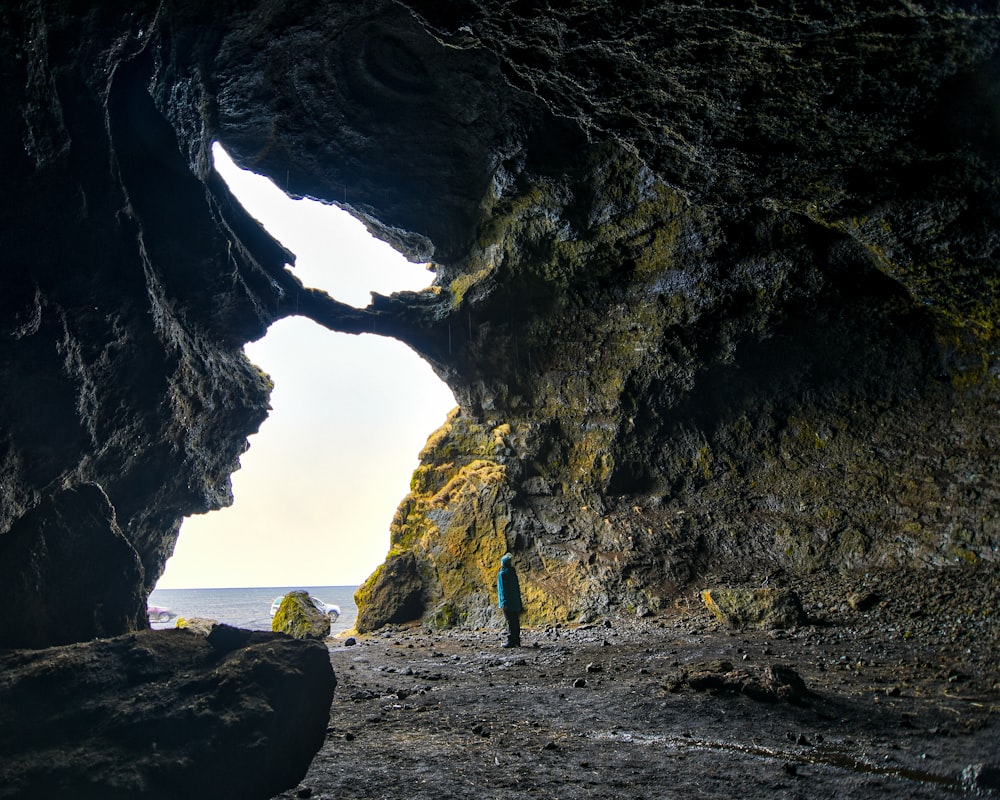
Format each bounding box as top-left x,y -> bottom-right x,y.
154,145 -> 456,589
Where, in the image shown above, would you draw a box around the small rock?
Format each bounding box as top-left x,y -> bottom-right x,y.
573,678 -> 587,688
765,664 -> 813,704
739,680 -> 778,703
295,787 -> 312,798
343,636 -> 357,646
543,741 -> 558,750
962,762 -> 1000,795
847,591 -> 881,612
174,616 -> 217,636
688,672 -> 727,692
586,662 -> 603,673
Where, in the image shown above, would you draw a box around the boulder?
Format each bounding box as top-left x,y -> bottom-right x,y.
272,591 -> 331,640
354,552 -> 426,633
701,588 -> 805,630
0,627 -> 336,799
668,659 -> 813,705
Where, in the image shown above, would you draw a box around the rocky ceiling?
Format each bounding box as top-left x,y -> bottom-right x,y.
1,0 -> 998,646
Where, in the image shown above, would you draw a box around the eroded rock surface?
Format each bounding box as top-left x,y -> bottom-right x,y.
0,484 -> 145,648
0,628 -> 336,800
0,0 -> 997,757
2,0 -> 999,795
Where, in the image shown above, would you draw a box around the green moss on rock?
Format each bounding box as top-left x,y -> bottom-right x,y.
271,591 -> 330,640
701,588 -> 806,630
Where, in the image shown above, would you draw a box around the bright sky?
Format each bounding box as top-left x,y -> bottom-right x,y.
154,144 -> 456,589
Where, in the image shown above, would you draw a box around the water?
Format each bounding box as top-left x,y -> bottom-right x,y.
147,585 -> 358,636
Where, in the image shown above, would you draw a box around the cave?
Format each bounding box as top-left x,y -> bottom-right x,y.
0,1 -> 997,797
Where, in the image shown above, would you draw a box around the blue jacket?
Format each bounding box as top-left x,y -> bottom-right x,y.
498,564 -> 522,612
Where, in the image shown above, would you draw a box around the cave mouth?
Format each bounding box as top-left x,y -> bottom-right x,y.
153,145 -> 455,592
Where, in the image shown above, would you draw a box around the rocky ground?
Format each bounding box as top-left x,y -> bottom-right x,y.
275,566 -> 999,800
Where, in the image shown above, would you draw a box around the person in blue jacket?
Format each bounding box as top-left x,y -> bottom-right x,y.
497,552 -> 523,648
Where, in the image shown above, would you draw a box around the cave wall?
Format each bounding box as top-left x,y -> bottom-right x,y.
0,1 -> 997,645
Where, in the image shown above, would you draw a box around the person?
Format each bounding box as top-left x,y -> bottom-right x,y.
497,552 -> 522,648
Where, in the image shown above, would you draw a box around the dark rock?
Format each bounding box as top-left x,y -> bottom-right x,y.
0,3 -> 996,770
765,665 -> 814,705
687,672 -> 728,693
206,622 -> 276,652
847,591 -> 881,613
0,629 -> 336,799
739,681 -> 779,704
962,763 -> 1000,796
0,484 -> 146,648
673,659 -> 812,705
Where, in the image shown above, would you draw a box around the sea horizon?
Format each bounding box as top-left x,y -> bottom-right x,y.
148,585 -> 359,635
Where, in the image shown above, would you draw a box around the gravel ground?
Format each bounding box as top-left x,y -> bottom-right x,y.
274,564 -> 999,800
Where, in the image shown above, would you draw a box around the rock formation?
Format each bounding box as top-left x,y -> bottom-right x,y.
0,1 -> 998,786
272,591 -> 333,640
348,2 -> 1000,628
0,627 -> 336,799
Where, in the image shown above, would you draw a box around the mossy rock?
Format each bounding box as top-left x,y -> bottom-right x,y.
271,591 -> 330,640
354,553 -> 425,633
701,588 -> 805,630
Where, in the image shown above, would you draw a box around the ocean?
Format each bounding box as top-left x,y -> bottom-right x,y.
146,585 -> 359,636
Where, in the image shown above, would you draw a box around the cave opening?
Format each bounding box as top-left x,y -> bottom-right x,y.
153,144 -> 456,599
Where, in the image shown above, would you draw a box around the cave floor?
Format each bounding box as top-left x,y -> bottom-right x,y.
276,570 -> 999,800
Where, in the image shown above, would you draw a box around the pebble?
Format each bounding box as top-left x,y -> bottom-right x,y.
962,763 -> 1000,795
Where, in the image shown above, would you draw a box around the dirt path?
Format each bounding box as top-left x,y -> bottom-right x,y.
274,573 -> 999,799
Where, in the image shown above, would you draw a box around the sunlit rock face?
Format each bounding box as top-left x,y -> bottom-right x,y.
1,0 -> 998,645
